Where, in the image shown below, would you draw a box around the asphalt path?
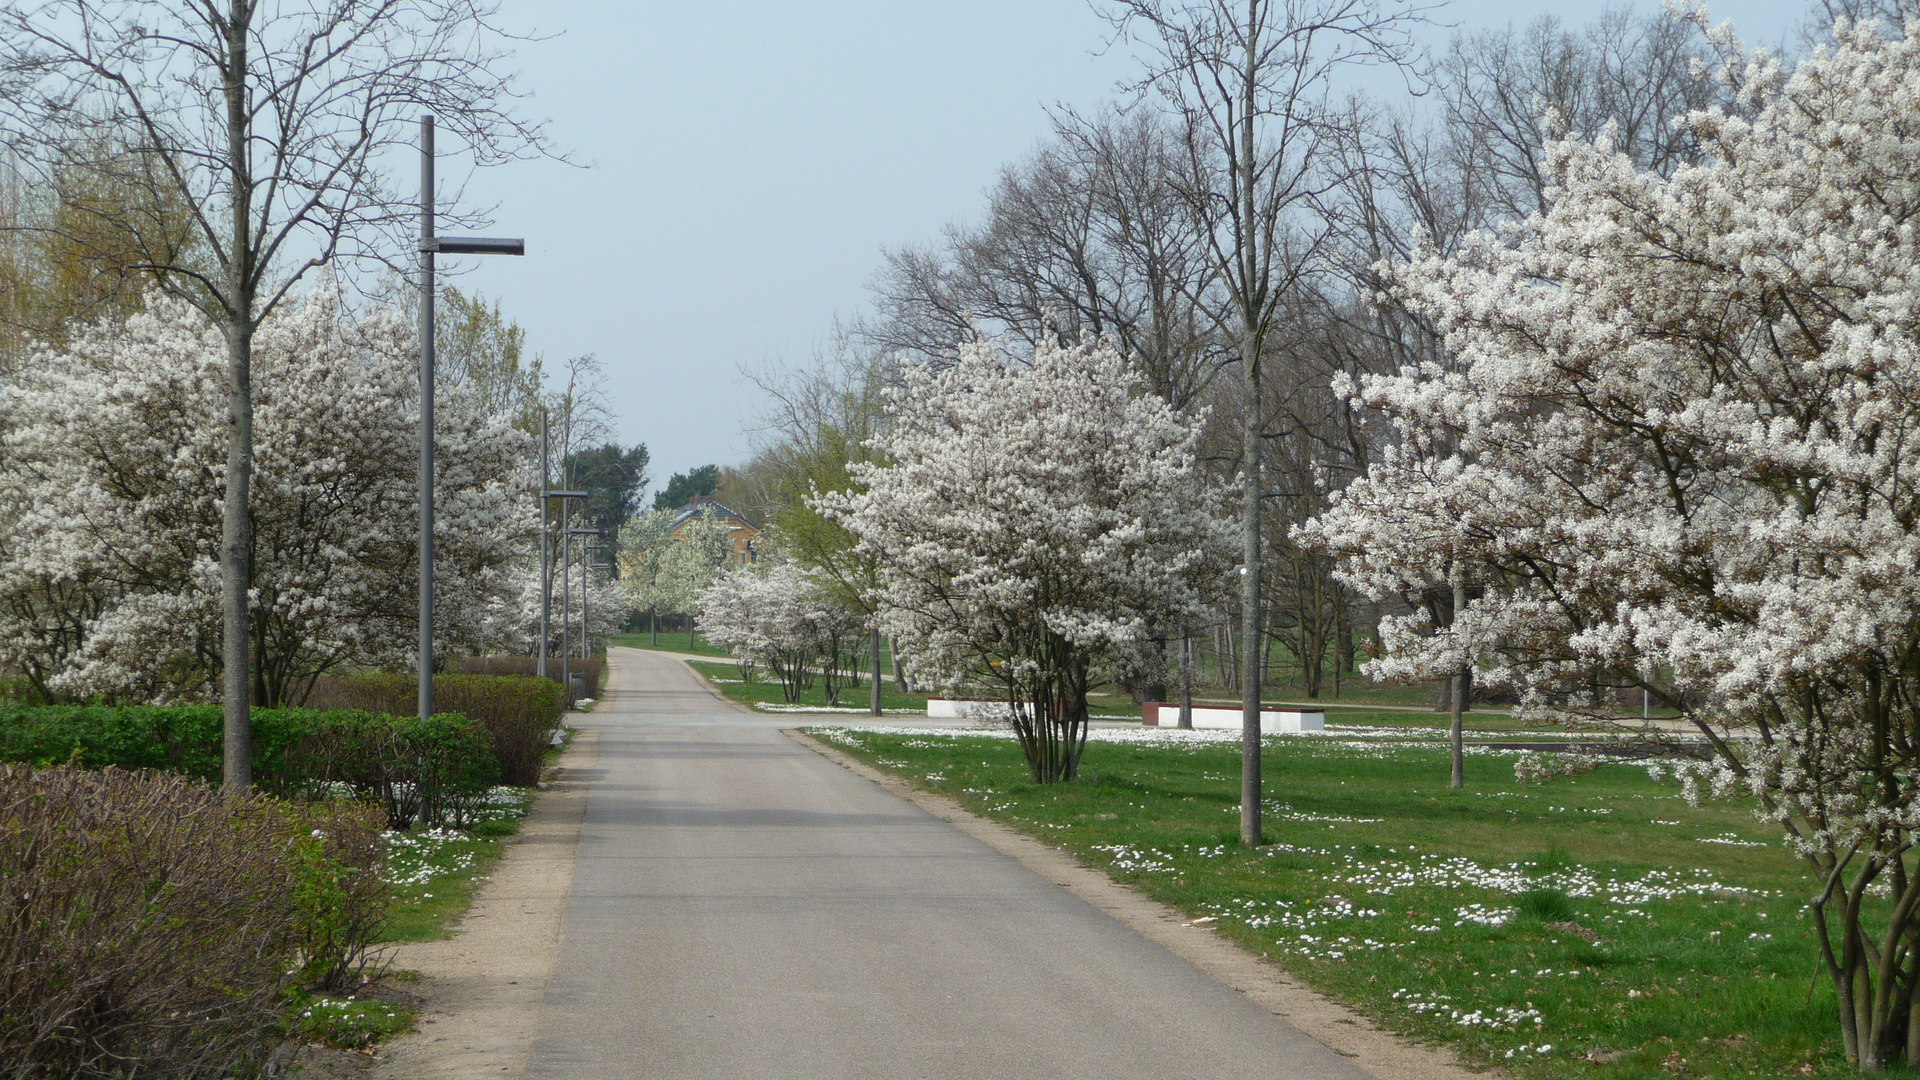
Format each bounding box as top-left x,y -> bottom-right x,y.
525,647 -> 1375,1080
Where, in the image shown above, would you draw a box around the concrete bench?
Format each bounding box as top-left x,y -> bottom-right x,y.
1140,703 -> 1324,732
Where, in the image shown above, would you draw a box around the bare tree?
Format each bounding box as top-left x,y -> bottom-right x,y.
864,107 -> 1221,409
1439,6 -> 1718,222
1100,0 -> 1424,845
0,0 -> 549,786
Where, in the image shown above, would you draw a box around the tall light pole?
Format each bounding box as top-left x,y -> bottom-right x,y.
566,526 -> 600,701
536,408 -> 586,682
419,114 -> 524,722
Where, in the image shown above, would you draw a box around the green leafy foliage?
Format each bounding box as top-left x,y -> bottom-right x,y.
652,464 -> 720,511
0,704 -> 499,828
311,672 -> 564,785
287,799 -> 391,993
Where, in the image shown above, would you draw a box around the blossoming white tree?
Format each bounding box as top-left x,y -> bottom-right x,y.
0,287 -> 526,706
617,506 -> 736,643
1300,20 -> 1920,1071
696,559 -> 865,704
497,561 -> 629,660
823,335 -> 1231,782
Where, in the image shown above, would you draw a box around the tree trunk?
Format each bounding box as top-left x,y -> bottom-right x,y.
1239,319 -> 1263,846
1178,632 -> 1193,729
869,627 -> 882,716
221,309 -> 253,788
1451,583 -> 1467,788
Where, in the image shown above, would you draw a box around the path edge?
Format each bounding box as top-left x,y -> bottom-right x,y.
784,728 -> 1487,1080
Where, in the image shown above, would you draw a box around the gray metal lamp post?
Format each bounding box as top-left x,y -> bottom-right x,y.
584,538 -> 610,664
419,114 -> 525,722
565,526 -> 600,700
536,408 -> 587,682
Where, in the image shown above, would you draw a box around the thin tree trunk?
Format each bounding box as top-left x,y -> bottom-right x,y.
869,627 -> 882,716
1178,632 -> 1193,729
1240,321 -> 1263,846
219,1 -> 255,790
1451,582 -> 1466,789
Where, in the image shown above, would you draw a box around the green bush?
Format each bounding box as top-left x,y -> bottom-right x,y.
0,705 -> 499,828
287,799 -> 391,992
450,654 -> 605,697
283,710 -> 499,829
308,672 -> 564,785
0,765 -> 300,1079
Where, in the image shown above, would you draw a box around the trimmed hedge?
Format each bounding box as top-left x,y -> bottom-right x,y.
451,655 -> 605,698
0,705 -> 498,828
307,673 -> 564,785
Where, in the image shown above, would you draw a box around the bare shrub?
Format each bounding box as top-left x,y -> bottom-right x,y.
0,765 -> 298,1079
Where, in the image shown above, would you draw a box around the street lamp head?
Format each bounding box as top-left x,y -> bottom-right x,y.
427,236 -> 525,256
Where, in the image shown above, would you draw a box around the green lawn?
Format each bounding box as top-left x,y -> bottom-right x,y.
608,629 -> 734,658
804,721 -> 1863,1079
376,786 -> 535,942
689,659 -> 932,713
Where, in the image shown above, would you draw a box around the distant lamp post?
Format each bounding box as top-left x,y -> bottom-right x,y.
536,408 -> 587,682
419,114 -> 524,722
564,526 -> 601,703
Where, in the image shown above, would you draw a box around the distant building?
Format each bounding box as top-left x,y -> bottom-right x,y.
669,497 -> 760,565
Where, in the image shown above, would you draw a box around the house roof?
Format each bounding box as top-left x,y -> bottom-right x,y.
670,497 -> 757,532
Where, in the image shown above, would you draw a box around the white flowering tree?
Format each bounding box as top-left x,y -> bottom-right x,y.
0,287 -> 526,706
1300,21 -> 1920,1071
617,507 -> 736,642
696,559 -> 865,704
498,562 -> 629,660
823,336 -> 1230,782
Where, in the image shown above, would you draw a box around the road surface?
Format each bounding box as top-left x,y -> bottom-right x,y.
524,646 -> 1375,1080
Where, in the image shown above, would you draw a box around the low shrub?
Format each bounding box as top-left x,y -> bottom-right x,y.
0,766 -> 299,1080
308,672 -> 564,785
450,654 -> 605,698
0,706 -> 499,828
288,799 -> 392,992
283,710 -> 499,829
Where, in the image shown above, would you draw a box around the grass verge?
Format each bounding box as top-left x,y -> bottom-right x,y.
688,659 -> 933,714
803,719 -> 1862,1079
609,629 -> 733,657
376,786 -> 535,942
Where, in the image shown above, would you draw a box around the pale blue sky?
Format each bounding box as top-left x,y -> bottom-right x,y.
440,0 -> 1808,491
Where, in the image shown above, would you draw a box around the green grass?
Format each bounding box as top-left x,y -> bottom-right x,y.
689,659 -> 932,713
377,786 -> 535,943
286,991 -> 417,1050
608,629 -> 734,657
804,720 -> 1872,1079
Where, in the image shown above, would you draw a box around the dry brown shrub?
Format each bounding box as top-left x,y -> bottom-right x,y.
0,765 -> 299,1079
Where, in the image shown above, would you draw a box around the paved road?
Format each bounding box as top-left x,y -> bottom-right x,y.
526,647 -> 1373,1080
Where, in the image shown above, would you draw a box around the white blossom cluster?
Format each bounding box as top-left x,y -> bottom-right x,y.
819,335 -> 1232,776
617,506 -> 735,624
0,286 -> 528,703
696,559 -> 864,698
1300,21 -> 1920,879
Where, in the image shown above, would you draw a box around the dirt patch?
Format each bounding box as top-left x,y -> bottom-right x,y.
366,723 -> 602,1079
